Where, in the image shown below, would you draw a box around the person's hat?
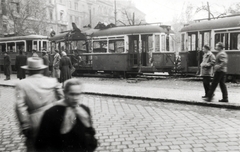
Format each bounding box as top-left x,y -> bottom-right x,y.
42,50 -> 47,53
21,57 -> 48,70
62,51 -> 67,56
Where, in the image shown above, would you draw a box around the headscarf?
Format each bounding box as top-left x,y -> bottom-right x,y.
55,99 -> 91,134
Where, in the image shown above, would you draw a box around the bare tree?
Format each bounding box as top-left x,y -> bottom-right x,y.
4,0 -> 49,35
117,9 -> 144,26
227,2 -> 240,15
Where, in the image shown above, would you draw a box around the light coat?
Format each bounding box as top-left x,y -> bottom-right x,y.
200,51 -> 215,77
15,74 -> 64,139
214,50 -> 228,73
52,53 -> 61,78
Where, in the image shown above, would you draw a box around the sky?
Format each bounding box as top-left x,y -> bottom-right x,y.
132,0 -> 240,24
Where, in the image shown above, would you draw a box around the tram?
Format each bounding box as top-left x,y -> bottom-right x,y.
50,24 -> 176,76
180,15 -> 240,80
0,35 -> 49,71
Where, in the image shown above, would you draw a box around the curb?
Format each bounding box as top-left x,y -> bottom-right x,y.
83,92 -> 240,110
1,84 -> 240,110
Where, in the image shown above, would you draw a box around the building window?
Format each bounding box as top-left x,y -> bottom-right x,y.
60,10 -> 64,21
49,9 -> 53,20
69,1 -> 72,8
75,2 -> 78,10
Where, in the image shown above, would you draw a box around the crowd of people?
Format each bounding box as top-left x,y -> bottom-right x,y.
12,51 -> 98,151
0,41 -> 228,151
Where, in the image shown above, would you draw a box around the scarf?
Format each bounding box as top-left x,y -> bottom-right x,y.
56,99 -> 91,134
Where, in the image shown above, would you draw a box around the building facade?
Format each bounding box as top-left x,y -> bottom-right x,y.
0,0 -> 146,37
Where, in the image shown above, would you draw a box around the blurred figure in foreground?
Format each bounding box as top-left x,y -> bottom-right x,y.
35,79 -> 98,152
42,50 -> 50,76
15,57 -> 64,152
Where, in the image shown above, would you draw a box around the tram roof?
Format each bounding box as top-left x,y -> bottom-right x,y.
181,16 -> 240,32
90,25 -> 174,37
49,31 -> 86,42
0,35 -> 48,41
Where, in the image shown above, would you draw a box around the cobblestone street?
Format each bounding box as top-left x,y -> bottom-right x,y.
0,86 -> 240,152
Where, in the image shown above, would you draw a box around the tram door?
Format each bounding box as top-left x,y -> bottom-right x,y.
141,35 -> 149,66
129,35 -> 139,66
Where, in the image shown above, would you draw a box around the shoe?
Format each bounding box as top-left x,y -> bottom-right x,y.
219,99 -> 228,103
202,95 -> 208,98
203,97 -> 212,102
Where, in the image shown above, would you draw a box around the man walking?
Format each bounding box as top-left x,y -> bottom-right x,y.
15,50 -> 27,80
3,52 -> 11,80
15,57 -> 64,152
204,42 -> 228,102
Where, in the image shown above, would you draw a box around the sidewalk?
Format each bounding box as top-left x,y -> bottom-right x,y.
0,73 -> 240,109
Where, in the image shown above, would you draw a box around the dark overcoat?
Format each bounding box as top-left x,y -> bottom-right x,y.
59,56 -> 72,83
35,105 -> 95,152
15,54 -> 27,79
42,54 -> 50,76
4,55 -> 11,76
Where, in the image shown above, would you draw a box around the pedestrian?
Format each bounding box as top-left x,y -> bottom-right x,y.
42,50 -> 50,76
15,57 -> 64,152
204,42 -> 228,102
3,52 -> 11,80
32,50 -> 39,57
15,50 -> 27,80
52,50 -> 61,82
200,45 -> 215,98
60,51 -> 72,85
35,79 -> 98,152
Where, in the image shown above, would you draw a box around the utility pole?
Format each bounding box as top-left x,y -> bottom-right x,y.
207,2 -> 210,20
114,0 -> 117,25
133,12 -> 135,25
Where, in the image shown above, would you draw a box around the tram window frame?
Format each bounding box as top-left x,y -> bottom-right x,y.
108,39 -> 124,53
93,40 -> 107,53
7,42 -> 16,52
214,33 -> 229,50
161,35 -> 165,51
169,34 -> 175,52
16,41 -> 25,52
229,32 -> 240,50
0,43 -> 6,52
181,34 -> 185,51
187,32 -> 198,51
155,35 -> 160,52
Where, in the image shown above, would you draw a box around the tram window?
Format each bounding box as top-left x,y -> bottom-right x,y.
215,33 -> 229,50
238,34 -> 240,50
204,32 -> 210,46
33,41 -> 37,50
7,42 -> 15,52
169,35 -> 174,52
161,35 -> 165,51
191,34 -> 196,50
16,42 -> 25,52
39,41 -> 41,51
0,44 -> 6,52
109,40 -> 124,53
188,33 -> 197,51
72,41 -> 86,51
155,35 -> 160,52
181,34 -> 185,51
230,33 -> 240,50
43,41 -> 47,50
93,41 -> 107,53
148,35 -> 153,52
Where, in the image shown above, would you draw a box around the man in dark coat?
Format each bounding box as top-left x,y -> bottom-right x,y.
59,51 -> 72,84
15,50 -> 27,80
3,52 -> 11,80
42,50 -> 50,76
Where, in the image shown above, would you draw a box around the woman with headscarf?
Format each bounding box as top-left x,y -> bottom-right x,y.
59,51 -> 72,84
35,79 -> 98,152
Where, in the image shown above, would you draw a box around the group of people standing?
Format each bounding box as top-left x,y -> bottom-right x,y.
200,42 -> 228,103
3,49 -> 73,85
14,53 -> 97,151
